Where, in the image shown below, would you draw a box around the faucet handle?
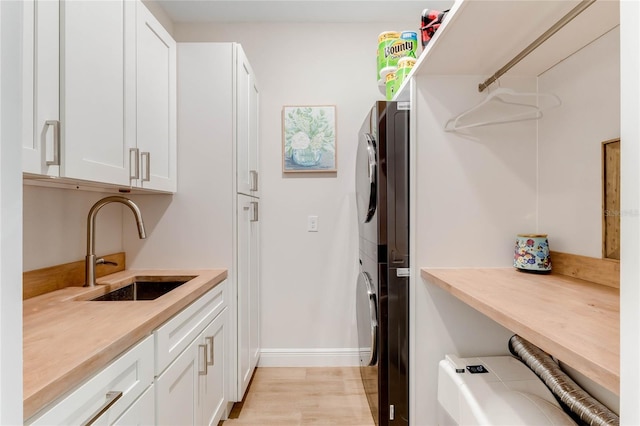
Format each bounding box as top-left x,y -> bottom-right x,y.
96,258 -> 118,266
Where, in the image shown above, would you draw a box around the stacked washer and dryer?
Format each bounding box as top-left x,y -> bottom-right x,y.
356,101 -> 410,426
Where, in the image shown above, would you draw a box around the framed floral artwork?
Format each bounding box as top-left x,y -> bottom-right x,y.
282,105 -> 337,173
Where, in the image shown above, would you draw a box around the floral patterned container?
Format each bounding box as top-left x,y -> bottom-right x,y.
513,234 -> 552,273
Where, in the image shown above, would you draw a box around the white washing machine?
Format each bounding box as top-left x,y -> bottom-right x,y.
438,355 -> 576,425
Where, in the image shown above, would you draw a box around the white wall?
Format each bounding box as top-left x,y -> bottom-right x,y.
538,27 -> 621,258
412,74 -> 539,424
23,185 -> 125,272
537,29 -> 621,411
1,1 -> 24,422
174,21 -> 414,363
414,75 -> 540,268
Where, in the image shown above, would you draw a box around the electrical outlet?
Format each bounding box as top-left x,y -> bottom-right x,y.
308,215 -> 318,232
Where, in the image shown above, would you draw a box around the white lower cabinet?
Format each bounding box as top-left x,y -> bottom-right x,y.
199,309 -> 227,425
155,337 -> 199,425
155,281 -> 229,425
156,308 -> 228,425
156,309 -> 227,425
26,282 -> 228,425
112,384 -> 155,425
26,335 -> 154,425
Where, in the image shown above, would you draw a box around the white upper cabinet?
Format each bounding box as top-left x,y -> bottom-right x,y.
134,0 -> 177,192
22,0 -> 176,193
21,0 -> 60,177
61,0 -> 134,186
236,47 -> 260,197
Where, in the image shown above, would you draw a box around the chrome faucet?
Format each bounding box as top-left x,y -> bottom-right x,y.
85,196 -> 147,287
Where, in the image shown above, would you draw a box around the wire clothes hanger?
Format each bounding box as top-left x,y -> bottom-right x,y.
444,84 -> 562,132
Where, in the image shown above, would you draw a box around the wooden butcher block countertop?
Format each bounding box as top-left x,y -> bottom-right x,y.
23,269 -> 227,419
421,267 -> 619,395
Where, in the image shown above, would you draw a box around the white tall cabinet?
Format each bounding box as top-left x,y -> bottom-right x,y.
173,42 -> 261,402
235,43 -> 261,398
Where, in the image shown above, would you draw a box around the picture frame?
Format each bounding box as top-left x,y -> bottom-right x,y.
282,105 -> 337,173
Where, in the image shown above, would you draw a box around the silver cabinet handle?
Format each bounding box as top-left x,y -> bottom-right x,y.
250,170 -> 258,191
80,390 -> 123,426
251,201 -> 259,222
205,336 -> 214,366
198,344 -> 208,375
129,148 -> 140,180
141,151 -> 150,182
45,120 -> 60,166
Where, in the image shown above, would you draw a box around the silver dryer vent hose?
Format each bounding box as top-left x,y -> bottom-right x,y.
508,335 -> 619,426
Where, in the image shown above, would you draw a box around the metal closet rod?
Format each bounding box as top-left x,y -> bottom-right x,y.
478,0 -> 596,92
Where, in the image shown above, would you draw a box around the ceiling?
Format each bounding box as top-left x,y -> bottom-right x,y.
153,0 -> 454,23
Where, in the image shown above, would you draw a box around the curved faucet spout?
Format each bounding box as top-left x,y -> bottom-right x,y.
85,196 -> 147,287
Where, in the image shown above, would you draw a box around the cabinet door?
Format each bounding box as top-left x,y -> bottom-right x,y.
154,281 -> 226,377
26,336 -> 154,426
156,311 -> 227,426
237,195 -> 260,399
21,0 -> 60,177
112,384 -> 155,426
61,0 -> 134,185
155,338 -> 200,425
236,46 -> 259,196
249,71 -> 260,197
135,1 -> 177,192
199,309 -> 227,426
249,199 -> 261,371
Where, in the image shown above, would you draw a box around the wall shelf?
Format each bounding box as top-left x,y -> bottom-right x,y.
395,0 -> 619,101
421,267 -> 619,395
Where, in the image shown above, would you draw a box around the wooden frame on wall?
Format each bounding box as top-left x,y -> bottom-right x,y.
282,105 -> 337,173
602,138 -> 621,260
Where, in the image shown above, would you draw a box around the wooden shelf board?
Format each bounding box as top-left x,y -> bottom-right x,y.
421,267 -> 619,394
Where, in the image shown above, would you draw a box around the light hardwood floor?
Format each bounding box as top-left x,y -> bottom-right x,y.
221,367 -> 375,425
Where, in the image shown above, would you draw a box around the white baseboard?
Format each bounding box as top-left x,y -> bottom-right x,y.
257,348 -> 360,367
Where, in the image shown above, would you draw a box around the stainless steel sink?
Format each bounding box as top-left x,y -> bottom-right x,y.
90,276 -> 196,301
